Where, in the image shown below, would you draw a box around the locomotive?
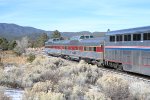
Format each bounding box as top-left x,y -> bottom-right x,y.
45,26 -> 150,76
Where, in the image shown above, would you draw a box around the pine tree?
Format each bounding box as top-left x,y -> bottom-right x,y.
36,33 -> 49,47
51,30 -> 61,38
8,40 -> 17,50
0,37 -> 8,50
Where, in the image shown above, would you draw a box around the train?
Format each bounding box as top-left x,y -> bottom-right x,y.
45,26 -> 150,76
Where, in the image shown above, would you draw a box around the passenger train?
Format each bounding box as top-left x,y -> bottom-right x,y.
45,26 -> 150,76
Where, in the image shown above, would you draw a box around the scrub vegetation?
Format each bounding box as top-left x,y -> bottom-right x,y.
0,54 -> 150,100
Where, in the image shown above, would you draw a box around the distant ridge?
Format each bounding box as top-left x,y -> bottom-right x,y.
0,23 -> 105,40
0,23 -> 49,40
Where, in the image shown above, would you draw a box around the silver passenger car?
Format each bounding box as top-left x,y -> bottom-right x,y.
105,26 -> 150,76
45,35 -> 104,64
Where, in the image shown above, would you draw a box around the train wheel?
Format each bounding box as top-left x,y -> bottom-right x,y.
113,63 -> 117,69
78,57 -> 82,62
66,56 -> 71,60
97,63 -> 101,67
117,64 -> 123,71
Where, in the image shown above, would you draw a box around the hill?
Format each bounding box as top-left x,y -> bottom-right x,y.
0,23 -> 49,40
0,23 -> 105,40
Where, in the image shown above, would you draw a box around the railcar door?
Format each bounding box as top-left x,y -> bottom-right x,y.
141,51 -> 150,76
132,50 -> 141,73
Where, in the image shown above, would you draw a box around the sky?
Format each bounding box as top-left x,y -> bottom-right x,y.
0,0 -> 150,32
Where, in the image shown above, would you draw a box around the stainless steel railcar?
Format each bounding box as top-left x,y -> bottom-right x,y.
45,35 -> 104,64
105,26 -> 150,76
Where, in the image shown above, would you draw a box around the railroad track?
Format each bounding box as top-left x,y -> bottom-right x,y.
97,66 -> 150,84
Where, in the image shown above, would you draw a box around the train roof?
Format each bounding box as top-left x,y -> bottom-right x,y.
107,26 -> 150,35
54,40 -> 70,44
70,35 -> 94,40
80,37 -> 104,43
79,37 -> 104,46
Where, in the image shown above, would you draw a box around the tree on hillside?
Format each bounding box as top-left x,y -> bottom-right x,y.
51,30 -> 61,38
35,33 -> 49,47
0,38 -> 3,44
41,33 -> 49,42
0,37 -> 8,50
8,40 -> 17,50
14,36 -> 29,55
28,40 -> 35,48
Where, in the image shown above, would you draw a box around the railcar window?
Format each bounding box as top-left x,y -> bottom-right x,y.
80,36 -> 84,39
110,36 -> 115,42
89,47 -> 93,51
124,34 -> 131,41
133,34 -> 141,41
89,47 -> 91,51
85,36 -> 89,39
86,47 -> 90,51
90,36 -> 94,38
84,47 -> 86,51
116,35 -> 122,41
143,33 -> 150,40
93,47 -> 96,51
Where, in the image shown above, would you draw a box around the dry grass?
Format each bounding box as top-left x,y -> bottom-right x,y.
0,50 -> 27,65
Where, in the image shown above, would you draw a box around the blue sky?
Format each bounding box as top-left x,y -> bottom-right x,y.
0,0 -> 150,32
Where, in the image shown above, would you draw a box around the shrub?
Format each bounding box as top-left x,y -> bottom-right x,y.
23,89 -> 65,100
31,80 -> 53,93
85,90 -> 111,100
129,81 -> 150,100
85,67 -> 103,85
36,92 -> 65,100
27,54 -> 36,63
0,57 -> 3,66
55,77 -> 74,98
39,70 -> 60,83
65,60 -> 103,85
0,66 -> 24,88
0,68 -> 4,80
97,74 -> 130,100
